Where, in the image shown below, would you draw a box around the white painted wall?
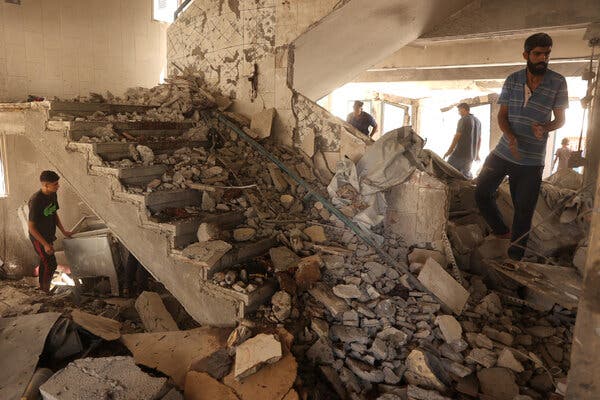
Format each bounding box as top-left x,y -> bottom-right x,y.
0,0 -> 168,102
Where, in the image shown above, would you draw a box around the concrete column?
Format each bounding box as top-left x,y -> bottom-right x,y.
566,163 -> 600,398
583,87 -> 600,194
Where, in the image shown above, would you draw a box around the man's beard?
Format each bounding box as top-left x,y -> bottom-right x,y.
527,60 -> 548,75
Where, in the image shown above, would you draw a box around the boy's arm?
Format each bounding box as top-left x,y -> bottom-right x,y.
28,221 -> 54,254
56,215 -> 73,238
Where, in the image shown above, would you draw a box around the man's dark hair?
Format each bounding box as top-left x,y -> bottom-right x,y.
524,33 -> 553,52
40,170 -> 60,183
353,100 -> 364,108
457,103 -> 470,112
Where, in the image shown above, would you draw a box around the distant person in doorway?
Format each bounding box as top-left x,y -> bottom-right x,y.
552,138 -> 571,172
475,33 -> 568,261
28,170 -> 73,292
443,103 -> 481,179
347,100 -> 378,137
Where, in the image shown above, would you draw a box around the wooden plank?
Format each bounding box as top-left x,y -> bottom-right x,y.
566,165 -> 600,399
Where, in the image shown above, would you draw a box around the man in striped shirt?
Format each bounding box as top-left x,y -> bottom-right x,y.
475,33 -> 568,261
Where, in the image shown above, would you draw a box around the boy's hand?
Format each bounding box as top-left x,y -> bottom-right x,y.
44,243 -> 54,255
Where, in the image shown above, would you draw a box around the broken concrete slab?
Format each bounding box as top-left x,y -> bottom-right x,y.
161,388 -> 184,400
329,325 -> 369,344
319,366 -> 347,399
223,352 -> 297,400
466,348 -> 497,368
189,348 -> 233,380
185,371 -> 239,400
308,283 -> 350,319
477,367 -> 519,400
405,349 -> 451,392
346,358 -> 384,383
134,291 -> 179,333
182,240 -> 232,268
269,246 -> 300,272
0,313 -> 61,400
249,108 -> 275,139
71,309 -> 121,341
418,257 -> 469,315
39,357 -> 167,400
267,164 -> 289,192
434,315 -> 462,344
234,333 -> 282,379
121,327 -> 229,388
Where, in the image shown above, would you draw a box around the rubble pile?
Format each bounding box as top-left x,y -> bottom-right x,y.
26,74 -> 589,400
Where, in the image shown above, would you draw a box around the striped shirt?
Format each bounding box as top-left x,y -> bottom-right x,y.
494,69 -> 568,166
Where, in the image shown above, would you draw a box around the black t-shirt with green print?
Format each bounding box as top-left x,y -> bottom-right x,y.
28,190 -> 59,243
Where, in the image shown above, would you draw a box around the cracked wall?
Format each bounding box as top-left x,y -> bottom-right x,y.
167,0 -> 367,164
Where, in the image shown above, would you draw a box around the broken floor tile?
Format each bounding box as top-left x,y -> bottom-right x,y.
39,357 -> 167,400
434,315 -> 462,344
234,333 -> 282,379
134,291 -> 179,333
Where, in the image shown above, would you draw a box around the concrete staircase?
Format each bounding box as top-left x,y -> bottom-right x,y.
1,101 -> 276,326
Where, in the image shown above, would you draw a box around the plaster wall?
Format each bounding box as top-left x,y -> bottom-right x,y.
0,134 -> 89,273
0,0 -> 167,102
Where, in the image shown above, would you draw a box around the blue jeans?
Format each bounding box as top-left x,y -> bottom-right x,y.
447,154 -> 473,179
475,153 -> 543,260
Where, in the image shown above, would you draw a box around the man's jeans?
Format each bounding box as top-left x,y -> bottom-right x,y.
475,153 -> 543,260
448,154 -> 473,179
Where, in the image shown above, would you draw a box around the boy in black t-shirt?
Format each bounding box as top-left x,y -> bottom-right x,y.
28,170 -> 72,292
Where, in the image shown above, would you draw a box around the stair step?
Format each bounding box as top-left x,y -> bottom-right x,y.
118,164 -> 168,187
93,140 -> 207,161
49,101 -> 154,118
145,189 -> 203,213
66,120 -> 194,141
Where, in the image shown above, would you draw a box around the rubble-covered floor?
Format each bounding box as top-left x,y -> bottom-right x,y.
0,71 -> 590,400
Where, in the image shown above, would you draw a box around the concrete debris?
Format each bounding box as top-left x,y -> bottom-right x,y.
234,333 -> 282,379
71,309 -> 121,340
121,327 -> 229,388
434,315 -> 462,344
332,284 -> 362,299
227,323 -> 253,348
294,255 -> 322,289
406,385 -> 452,400
134,291 -> 179,333
408,248 -> 447,267
271,291 -> 292,322
303,225 -> 327,243
497,348 -> 524,373
307,337 -> 335,365
417,257 -> 469,315
189,348 -> 233,380
184,371 -> 239,400
308,283 -> 350,319
39,357 -> 167,400
136,145 -> 155,164
270,246 -> 300,272
477,367 -> 519,400
405,349 -> 450,392
233,227 -> 257,242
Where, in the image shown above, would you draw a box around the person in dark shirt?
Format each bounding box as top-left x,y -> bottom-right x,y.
28,170 -> 72,292
347,100 -> 378,137
443,103 -> 482,179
